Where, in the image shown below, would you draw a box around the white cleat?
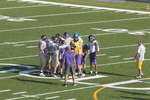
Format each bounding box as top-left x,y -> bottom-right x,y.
136,75 -> 142,79
40,73 -> 45,77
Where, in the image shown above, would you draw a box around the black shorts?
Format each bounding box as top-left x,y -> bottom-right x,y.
64,64 -> 75,75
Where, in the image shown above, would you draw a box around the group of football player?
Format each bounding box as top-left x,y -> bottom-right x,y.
38,32 -> 100,86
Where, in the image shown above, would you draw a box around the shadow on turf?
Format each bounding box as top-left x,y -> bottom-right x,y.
13,78 -> 60,85
99,71 -> 135,77
121,96 -> 149,100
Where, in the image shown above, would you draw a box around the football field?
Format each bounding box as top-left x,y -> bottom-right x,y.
0,0 -> 150,100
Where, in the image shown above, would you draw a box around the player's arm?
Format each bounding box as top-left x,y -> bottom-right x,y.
134,47 -> 141,60
39,44 -> 45,54
95,42 -> 100,53
134,52 -> 140,60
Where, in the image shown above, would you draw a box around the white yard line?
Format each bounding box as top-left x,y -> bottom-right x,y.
101,42 -> 150,50
0,69 -> 19,73
123,57 -> 134,60
102,80 -> 141,86
0,89 -> 11,93
45,96 -> 60,100
0,63 -> 34,69
13,91 -> 27,95
66,98 -> 76,100
0,55 -> 38,61
96,54 -> 107,57
11,0 -> 150,15
0,75 -> 20,79
0,5 -> 52,10
100,60 -> 132,66
13,44 -> 25,47
24,10 -> 102,18
5,96 -> 28,100
0,16 -> 150,33
75,75 -> 107,81
100,58 -> 150,66
108,56 -> 120,59
0,40 -> 38,46
26,46 -> 37,48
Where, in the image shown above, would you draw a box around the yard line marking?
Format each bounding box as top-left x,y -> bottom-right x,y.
75,75 -> 107,81
13,44 -> 25,47
0,16 -> 150,33
0,75 -> 20,79
123,57 -> 134,60
26,46 -> 37,48
100,60 -> 132,66
5,96 -> 29,100
100,58 -> 150,66
74,81 -> 99,85
103,80 -> 141,86
0,40 -> 38,46
96,54 -> 107,57
101,42 -> 150,50
0,63 -> 34,69
45,96 -> 60,100
13,91 -> 27,95
0,5 -> 52,10
0,69 -> 19,73
0,89 -> 11,93
19,70 -> 61,79
66,98 -> 76,100
81,32 -> 121,37
12,0 -> 150,15
0,55 -> 38,61
63,75 -> 107,85
108,55 -> 120,59
24,10 -> 102,18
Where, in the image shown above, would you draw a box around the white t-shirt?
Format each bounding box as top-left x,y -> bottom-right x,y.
88,40 -> 99,53
38,40 -> 46,54
137,44 -> 145,61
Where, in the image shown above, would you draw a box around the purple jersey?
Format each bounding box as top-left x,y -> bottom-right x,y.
63,51 -> 75,66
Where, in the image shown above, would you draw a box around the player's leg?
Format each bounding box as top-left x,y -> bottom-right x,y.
71,64 -> 76,86
89,53 -> 93,74
75,55 -> 83,77
64,65 -> 69,87
94,58 -> 98,75
139,61 -> 144,76
39,53 -> 46,76
136,61 -> 144,78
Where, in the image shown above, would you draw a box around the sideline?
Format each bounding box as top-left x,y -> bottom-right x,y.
10,0 -> 150,15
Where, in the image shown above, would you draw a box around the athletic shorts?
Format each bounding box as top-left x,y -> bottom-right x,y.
136,61 -> 143,70
64,64 -> 75,75
39,53 -> 47,67
75,54 -> 82,67
89,52 -> 97,65
51,51 -> 59,67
